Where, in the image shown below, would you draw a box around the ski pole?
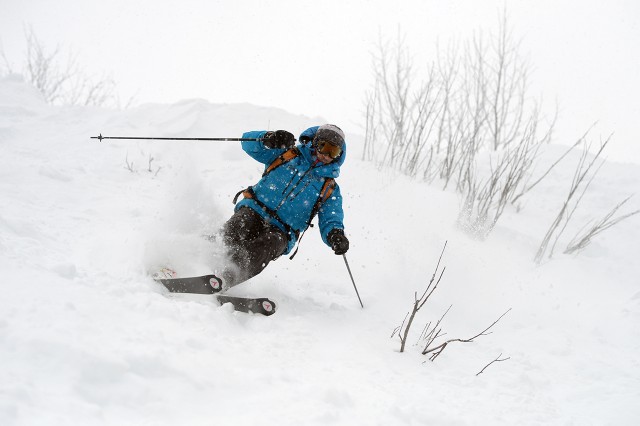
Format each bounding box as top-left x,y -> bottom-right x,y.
342,254 -> 364,308
90,134 -> 264,142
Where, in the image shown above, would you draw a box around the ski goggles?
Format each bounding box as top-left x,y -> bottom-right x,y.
316,140 -> 342,159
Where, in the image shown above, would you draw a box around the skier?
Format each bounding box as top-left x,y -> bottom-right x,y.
219,124 -> 350,289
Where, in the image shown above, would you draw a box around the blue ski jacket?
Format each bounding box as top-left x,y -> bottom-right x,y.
235,126 -> 346,254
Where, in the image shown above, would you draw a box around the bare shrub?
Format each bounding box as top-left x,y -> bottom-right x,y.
124,152 -> 162,176
564,196 -> 640,255
3,26 -> 117,107
422,308 -> 511,361
485,12 -> 530,151
1,41 -> 13,75
534,136 -> 608,263
365,13 -> 635,260
391,242 -> 511,370
148,154 -> 162,176
534,134 -> 639,262
458,111 -> 553,238
124,153 -> 136,173
391,242 -> 447,353
364,12 -> 554,240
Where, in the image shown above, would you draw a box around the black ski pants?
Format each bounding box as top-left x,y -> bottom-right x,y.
220,207 -> 288,288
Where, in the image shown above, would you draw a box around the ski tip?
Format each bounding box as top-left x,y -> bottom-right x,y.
151,267 -> 177,280
260,299 -> 277,316
208,275 -> 223,292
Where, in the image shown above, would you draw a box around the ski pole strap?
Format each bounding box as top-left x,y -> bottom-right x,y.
232,187 -> 251,204
288,228 -> 308,260
232,186 -> 300,242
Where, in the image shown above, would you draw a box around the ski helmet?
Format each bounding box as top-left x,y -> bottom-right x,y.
313,124 -> 345,148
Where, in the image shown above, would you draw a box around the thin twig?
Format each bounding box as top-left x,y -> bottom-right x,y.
397,241 -> 448,352
476,353 -> 510,376
423,308 -> 511,360
124,153 -> 135,172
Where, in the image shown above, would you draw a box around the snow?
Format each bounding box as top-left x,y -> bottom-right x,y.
1,75 -> 639,425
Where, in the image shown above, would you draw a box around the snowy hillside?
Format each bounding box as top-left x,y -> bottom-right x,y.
1,74 -> 639,425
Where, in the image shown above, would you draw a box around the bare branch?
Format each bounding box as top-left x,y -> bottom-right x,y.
534,134 -> 612,263
391,312 -> 409,339
476,353 -> 510,376
21,25 -> 116,107
422,308 -> 511,361
395,241 -> 448,353
0,40 -> 14,75
124,153 -> 136,173
419,304 -> 452,351
511,122 -> 586,205
564,196 -> 640,254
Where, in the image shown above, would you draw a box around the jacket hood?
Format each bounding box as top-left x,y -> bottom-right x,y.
298,125 -> 347,178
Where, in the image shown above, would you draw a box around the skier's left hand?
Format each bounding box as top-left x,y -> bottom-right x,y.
263,130 -> 295,149
328,229 -> 349,255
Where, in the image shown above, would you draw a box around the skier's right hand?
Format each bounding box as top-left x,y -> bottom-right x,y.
263,130 -> 295,149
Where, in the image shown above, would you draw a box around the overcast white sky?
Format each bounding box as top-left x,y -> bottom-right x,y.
2,0 -> 639,162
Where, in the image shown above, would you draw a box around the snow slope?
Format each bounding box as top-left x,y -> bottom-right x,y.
1,75 -> 639,425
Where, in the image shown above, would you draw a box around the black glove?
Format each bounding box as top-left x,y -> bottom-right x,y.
262,130 -> 295,149
327,229 -> 349,255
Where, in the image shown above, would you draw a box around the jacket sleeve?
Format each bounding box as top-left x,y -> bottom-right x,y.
318,184 -> 345,246
241,131 -> 285,165
299,126 -> 319,144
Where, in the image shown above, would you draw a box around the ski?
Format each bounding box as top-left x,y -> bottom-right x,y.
155,274 -> 223,294
216,295 -> 277,316
154,273 -> 277,316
